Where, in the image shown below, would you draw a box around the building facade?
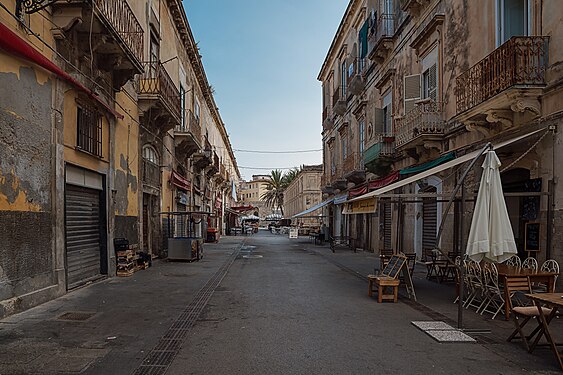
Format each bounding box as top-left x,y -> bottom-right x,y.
320,0 -> 562,268
238,175 -> 270,217
0,0 -> 240,318
284,165 -> 323,227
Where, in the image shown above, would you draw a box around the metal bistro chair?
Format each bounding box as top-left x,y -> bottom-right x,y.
479,262 -> 505,319
522,257 -> 539,272
464,260 -> 484,311
504,254 -> 522,268
533,259 -> 560,292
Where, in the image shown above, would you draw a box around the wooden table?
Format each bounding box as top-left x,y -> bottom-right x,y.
497,264 -> 558,320
525,293 -> 563,371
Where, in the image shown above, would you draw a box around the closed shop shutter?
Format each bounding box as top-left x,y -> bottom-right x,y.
383,200 -> 392,249
422,187 -> 437,251
65,184 -> 101,288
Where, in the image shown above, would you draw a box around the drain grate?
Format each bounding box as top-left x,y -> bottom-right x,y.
133,242 -> 242,374
57,311 -> 96,321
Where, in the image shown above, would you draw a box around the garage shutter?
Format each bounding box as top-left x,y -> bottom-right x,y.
422,186 -> 437,250
382,200 -> 392,249
65,185 -> 101,288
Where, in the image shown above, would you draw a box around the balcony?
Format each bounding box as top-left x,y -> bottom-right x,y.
348,59 -> 367,95
206,151 -> 220,176
193,139 -> 213,170
368,13 -> 396,63
363,134 -> 395,177
322,106 -> 334,132
395,100 -> 445,157
330,165 -> 347,191
332,86 -> 347,116
342,152 -> 366,184
138,62 -> 182,131
175,110 -> 202,158
142,159 -> 160,188
51,0 -> 143,89
455,37 -> 549,134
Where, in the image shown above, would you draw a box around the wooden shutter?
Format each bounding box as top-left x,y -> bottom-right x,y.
404,74 -> 421,114
374,108 -> 385,134
427,64 -> 437,101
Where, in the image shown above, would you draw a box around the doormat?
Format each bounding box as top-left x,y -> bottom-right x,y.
411,321 -> 476,343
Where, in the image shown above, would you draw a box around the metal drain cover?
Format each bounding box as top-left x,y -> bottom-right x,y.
240,246 -> 256,251
242,255 -> 263,259
57,311 -> 96,321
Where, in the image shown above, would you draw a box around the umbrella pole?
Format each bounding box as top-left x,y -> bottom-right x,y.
458,182 -> 466,329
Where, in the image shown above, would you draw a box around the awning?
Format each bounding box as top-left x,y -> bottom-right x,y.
399,152 -> 455,175
292,198 -> 333,218
349,128 -> 546,203
368,170 -> 400,190
170,171 -> 191,191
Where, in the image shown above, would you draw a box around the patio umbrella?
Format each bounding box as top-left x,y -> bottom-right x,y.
466,150 -> 517,262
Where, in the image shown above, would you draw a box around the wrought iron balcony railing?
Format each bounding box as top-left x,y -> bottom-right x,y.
375,13 -> 396,43
176,110 -> 202,142
343,152 -> 363,173
373,134 -> 396,156
138,62 -> 181,122
456,36 -> 549,114
93,0 -> 143,66
395,101 -> 445,147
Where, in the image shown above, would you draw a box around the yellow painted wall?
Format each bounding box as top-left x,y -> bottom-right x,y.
63,90 -> 110,173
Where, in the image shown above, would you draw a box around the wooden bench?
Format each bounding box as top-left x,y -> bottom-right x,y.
367,254 -> 407,303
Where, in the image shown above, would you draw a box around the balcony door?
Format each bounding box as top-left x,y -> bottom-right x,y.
497,0 -> 530,45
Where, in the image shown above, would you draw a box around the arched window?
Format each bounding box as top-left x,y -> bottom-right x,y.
143,145 -> 159,165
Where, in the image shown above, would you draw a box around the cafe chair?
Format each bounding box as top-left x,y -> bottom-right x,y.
533,259 -> 560,292
506,276 -> 554,352
522,257 -> 538,272
479,262 -> 505,320
504,255 -> 522,268
464,260 -> 484,311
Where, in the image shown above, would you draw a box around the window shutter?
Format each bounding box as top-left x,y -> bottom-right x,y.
428,64 -> 437,101
374,108 -> 385,134
404,74 -> 421,114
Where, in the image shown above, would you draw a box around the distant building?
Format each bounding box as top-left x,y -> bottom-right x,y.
284,165 -> 323,227
238,175 -> 271,217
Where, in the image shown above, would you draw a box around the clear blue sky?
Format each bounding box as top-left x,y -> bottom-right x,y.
182,1 -> 347,180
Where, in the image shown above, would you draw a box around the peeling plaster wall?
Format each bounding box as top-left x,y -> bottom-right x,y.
0,65 -> 54,316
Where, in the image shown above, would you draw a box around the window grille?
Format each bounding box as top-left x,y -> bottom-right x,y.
77,104 -> 102,157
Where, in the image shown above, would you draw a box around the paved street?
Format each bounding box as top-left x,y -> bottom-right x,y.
0,231 -> 560,374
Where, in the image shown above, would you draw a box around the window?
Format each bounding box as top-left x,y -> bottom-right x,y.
497,0 -> 529,45
143,145 -> 159,165
341,61 -> 347,96
77,103 -> 102,157
359,120 -> 365,167
194,99 -> 200,124
180,86 -> 186,130
382,91 -> 393,135
422,64 -> 437,101
149,32 -> 160,77
341,134 -> 348,161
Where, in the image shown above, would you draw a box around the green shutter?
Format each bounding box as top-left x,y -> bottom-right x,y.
359,19 -> 369,58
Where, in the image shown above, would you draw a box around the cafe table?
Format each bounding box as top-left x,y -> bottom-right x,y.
496,263 -> 558,320
525,293 -> 563,371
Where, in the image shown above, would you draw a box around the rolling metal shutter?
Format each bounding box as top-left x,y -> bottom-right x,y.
383,201 -> 392,249
65,184 -> 101,288
422,187 -> 437,251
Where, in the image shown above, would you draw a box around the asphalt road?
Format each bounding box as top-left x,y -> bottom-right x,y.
167,231 -> 535,375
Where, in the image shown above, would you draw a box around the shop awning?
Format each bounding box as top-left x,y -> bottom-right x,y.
349,128 -> 546,203
292,198 -> 333,218
368,170 -> 400,190
170,171 -> 191,191
399,152 -> 455,175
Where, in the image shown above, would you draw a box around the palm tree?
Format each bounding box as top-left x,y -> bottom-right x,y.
281,166 -> 302,188
261,169 -> 286,216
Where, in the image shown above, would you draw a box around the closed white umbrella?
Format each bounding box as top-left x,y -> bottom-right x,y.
466,150 -> 517,262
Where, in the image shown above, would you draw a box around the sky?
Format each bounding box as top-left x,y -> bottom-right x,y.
182,1 -> 348,180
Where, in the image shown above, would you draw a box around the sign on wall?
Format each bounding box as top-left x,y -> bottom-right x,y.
343,197 -> 377,215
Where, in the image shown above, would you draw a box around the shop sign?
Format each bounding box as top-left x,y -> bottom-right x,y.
343,197 -> 377,214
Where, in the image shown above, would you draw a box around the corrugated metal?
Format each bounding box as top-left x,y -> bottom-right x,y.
383,201 -> 392,249
65,185 -> 101,288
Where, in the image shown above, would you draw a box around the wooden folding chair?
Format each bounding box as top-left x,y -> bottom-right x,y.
506,276 -> 554,352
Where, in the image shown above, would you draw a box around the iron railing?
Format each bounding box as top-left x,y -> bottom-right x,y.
343,152 -> 363,173
332,86 -> 342,107
175,110 -> 202,144
373,134 -> 396,156
142,159 -> 160,187
93,0 -> 143,65
456,36 -> 549,114
395,101 -> 445,147
375,13 -> 396,43
138,61 -> 181,122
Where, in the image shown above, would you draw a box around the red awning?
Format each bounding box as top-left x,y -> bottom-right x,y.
368,170 -> 400,190
0,21 -> 123,119
349,184 -> 368,197
170,171 -> 191,191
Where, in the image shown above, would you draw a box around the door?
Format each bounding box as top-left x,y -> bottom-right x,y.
65,185 -> 102,289
422,186 -> 438,251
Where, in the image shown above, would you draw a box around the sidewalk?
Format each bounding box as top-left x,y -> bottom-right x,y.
0,236 -> 245,375
297,238 -> 561,373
